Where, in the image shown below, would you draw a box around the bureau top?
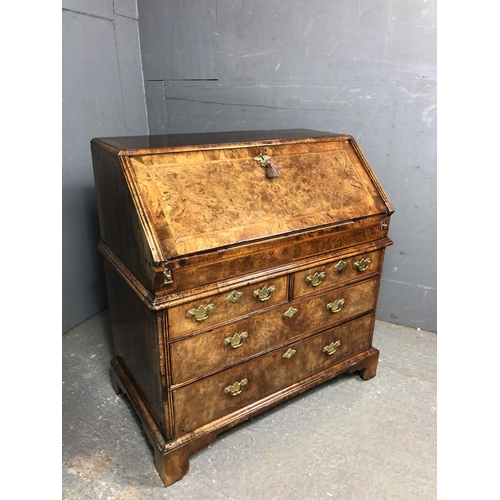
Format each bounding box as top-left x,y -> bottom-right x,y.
92,129 -> 342,154
91,129 -> 393,268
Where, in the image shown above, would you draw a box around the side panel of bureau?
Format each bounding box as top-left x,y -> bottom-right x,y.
92,143 -> 157,292
103,260 -> 168,436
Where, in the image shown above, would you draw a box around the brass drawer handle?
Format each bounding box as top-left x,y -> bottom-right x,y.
326,299 -> 345,314
186,303 -> 215,322
305,271 -> 326,287
323,340 -> 341,356
334,260 -> 347,273
226,290 -> 243,303
224,379 -> 248,396
253,285 -> 276,302
354,258 -> 371,272
282,348 -> 296,359
224,331 -> 248,349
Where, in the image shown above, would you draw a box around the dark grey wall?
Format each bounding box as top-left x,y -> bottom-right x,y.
139,0 -> 437,332
62,0 -> 436,334
62,0 -> 148,333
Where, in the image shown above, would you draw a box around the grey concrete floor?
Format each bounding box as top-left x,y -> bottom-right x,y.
62,310 -> 436,500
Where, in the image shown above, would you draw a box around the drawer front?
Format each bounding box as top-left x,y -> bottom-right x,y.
168,275 -> 288,339
170,276 -> 380,385
173,313 -> 374,436
285,276 -> 379,338
170,307 -> 292,386
293,249 -> 382,298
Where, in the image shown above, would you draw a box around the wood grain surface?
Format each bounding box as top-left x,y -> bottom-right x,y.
172,313 -> 374,436
293,248 -> 382,298
169,277 -> 380,385
167,275 -> 288,338
127,140 -> 388,258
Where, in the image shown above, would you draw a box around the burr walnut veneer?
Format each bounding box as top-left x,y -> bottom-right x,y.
91,129 -> 394,487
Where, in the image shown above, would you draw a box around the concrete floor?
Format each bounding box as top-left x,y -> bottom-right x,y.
62,310 -> 436,500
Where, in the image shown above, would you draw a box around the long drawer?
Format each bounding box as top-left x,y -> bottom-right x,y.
170,276 -> 379,385
172,313 -> 375,436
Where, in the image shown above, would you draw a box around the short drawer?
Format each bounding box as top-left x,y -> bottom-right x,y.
172,313 -> 374,436
293,249 -> 382,298
170,276 -> 380,385
167,275 -> 288,339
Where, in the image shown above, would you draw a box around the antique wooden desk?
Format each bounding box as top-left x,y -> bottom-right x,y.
91,129 -> 394,486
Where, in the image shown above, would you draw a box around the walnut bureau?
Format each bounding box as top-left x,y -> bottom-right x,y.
90,129 -> 394,487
